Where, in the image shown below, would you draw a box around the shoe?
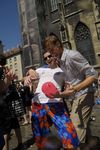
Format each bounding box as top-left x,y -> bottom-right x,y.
28,121 -> 32,124
90,116 -> 96,121
12,143 -> 23,150
21,122 -> 28,126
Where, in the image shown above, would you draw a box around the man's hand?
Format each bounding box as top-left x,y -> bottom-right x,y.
51,85 -> 75,98
65,85 -> 76,95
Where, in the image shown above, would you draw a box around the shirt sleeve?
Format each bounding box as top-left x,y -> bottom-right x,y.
69,50 -> 98,78
36,68 -> 42,76
36,68 -> 47,78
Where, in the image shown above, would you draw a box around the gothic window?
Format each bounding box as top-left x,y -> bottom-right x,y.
26,0 -> 36,21
50,0 -> 58,11
95,22 -> 100,40
75,24 -> 90,42
60,30 -> 67,42
94,0 -> 100,18
64,0 -> 73,5
74,22 -> 96,65
23,32 -> 28,46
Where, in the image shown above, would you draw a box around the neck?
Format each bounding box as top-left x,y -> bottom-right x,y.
49,64 -> 58,69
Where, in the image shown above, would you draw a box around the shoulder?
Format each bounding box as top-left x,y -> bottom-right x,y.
36,67 -> 49,72
62,48 -> 87,62
64,48 -> 82,57
53,68 -> 64,75
55,67 -> 63,72
36,67 -> 50,75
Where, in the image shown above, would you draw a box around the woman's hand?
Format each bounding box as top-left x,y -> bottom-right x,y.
24,69 -> 39,86
26,69 -> 39,79
5,67 -> 17,81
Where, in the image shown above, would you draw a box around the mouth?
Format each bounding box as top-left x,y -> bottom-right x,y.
48,60 -> 52,65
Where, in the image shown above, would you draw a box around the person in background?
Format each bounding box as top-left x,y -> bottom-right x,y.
0,128 -> 5,150
6,82 -> 23,150
0,53 -> 17,150
44,35 -> 98,144
18,80 -> 32,125
17,81 -> 28,124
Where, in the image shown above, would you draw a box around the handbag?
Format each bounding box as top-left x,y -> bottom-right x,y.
8,92 -> 25,118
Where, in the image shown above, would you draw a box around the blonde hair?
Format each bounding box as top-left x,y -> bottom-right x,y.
44,35 -> 63,52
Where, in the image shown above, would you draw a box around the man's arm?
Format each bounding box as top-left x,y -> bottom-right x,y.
52,75 -> 97,98
67,50 -> 98,93
72,76 -> 97,92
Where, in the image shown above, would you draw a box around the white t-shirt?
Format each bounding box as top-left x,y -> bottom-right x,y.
34,67 -> 66,104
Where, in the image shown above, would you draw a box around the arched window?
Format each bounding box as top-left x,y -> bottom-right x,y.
50,0 -> 58,11
64,0 -> 73,5
23,32 -> 28,46
74,22 -> 96,65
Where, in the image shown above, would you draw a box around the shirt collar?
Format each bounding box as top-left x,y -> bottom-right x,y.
61,48 -> 67,61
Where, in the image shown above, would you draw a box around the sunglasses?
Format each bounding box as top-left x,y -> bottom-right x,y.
44,55 -> 52,61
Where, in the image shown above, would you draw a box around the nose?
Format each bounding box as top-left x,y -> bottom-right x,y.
52,53 -> 58,58
47,56 -> 50,60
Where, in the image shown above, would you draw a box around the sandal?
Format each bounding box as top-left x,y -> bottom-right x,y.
21,122 -> 28,126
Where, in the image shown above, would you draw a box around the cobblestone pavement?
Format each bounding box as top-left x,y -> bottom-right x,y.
90,103 -> 100,137
9,123 -> 36,150
9,103 -> 100,150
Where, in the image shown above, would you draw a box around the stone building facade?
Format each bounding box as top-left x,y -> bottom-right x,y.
17,0 -> 100,72
17,0 -> 43,74
5,48 -> 23,81
45,0 -> 100,71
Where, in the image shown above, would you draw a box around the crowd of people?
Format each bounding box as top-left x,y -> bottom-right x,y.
0,34 -> 100,150
0,54 -> 32,150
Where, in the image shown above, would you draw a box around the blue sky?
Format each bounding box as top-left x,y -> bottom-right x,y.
0,0 -> 21,50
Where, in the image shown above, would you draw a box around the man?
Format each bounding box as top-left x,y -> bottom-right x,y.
25,51 -> 79,150
44,35 -> 98,143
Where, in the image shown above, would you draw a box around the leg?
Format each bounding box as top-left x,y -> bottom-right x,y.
11,118 -> 23,150
70,93 -> 94,143
31,103 -> 51,149
21,100 -> 28,125
2,134 -> 9,150
46,103 -> 79,149
0,128 -> 5,150
27,106 -> 32,124
14,128 -> 22,145
22,106 -> 28,125
22,114 -> 28,125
